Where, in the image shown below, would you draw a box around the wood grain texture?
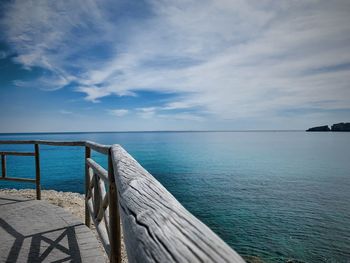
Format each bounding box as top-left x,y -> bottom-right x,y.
110,144 -> 246,263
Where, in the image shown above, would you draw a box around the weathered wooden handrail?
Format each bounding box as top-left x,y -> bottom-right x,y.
0,140 -> 246,263
111,145 -> 245,263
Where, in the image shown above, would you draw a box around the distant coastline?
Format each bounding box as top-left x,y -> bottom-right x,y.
306,122 -> 350,132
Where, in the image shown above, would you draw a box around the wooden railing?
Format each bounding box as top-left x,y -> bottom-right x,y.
0,143 -> 41,200
84,141 -> 120,263
0,140 -> 245,263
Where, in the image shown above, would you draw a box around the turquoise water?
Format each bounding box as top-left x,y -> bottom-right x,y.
0,132 -> 349,262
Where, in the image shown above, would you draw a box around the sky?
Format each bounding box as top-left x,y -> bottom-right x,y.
0,0 -> 350,132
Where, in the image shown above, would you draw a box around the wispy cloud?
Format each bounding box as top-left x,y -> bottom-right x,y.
108,109 -> 129,117
1,0 -> 350,125
136,107 -> 157,119
162,101 -> 197,110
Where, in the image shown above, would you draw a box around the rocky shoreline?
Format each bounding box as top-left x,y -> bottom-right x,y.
0,189 -> 128,263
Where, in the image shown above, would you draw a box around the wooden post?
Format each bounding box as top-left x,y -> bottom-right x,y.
34,144 -> 41,200
1,155 -> 6,178
85,146 -> 91,228
93,173 -> 101,217
108,148 -> 121,263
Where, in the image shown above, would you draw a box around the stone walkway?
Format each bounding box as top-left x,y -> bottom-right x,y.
0,194 -> 105,263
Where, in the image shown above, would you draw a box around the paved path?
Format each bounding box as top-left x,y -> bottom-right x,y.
0,194 -> 105,263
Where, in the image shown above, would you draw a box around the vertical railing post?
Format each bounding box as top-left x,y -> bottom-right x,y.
1,155 -> 6,178
85,146 -> 91,228
108,148 -> 121,263
34,144 -> 41,200
93,172 -> 101,218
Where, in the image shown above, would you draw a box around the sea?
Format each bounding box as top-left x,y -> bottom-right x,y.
0,131 -> 349,263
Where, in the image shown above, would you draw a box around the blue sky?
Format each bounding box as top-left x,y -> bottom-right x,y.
0,0 -> 350,132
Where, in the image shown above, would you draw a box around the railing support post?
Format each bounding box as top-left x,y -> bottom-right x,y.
1,155 -> 6,178
93,172 -> 101,217
85,146 -> 91,228
34,144 -> 41,200
108,148 -> 121,263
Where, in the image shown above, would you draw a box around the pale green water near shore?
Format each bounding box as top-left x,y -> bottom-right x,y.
0,131 -> 349,262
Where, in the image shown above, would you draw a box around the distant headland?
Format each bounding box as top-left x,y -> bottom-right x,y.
306,122 -> 350,132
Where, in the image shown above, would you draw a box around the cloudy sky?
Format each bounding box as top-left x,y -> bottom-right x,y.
0,0 -> 349,132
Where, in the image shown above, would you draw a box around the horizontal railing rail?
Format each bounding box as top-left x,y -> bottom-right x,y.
0,151 -> 35,156
0,144 -> 41,199
0,140 -> 245,263
0,140 -> 86,146
85,140 -> 110,155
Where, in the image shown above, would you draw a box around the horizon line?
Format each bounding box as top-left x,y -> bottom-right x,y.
0,129 -> 305,135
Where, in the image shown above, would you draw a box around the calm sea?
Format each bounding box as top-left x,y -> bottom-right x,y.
0,131 -> 349,262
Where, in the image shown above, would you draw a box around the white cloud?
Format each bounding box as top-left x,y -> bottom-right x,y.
136,107 -> 157,119
76,86 -> 112,103
2,0 -> 350,125
108,109 -> 129,117
162,101 -> 197,110
78,0 -> 350,119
